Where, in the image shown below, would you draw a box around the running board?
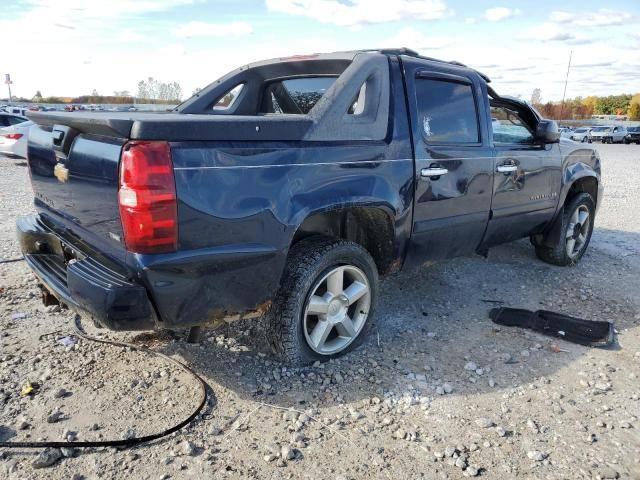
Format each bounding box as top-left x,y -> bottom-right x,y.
489,307 -> 615,347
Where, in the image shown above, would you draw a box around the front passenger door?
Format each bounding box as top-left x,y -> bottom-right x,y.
481,103 -> 561,247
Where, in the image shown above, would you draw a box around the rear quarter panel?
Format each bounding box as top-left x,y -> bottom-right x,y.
150,140 -> 414,325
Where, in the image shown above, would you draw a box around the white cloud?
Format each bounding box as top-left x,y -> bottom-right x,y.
464,17 -> 476,25
483,7 -> 519,22
2,0 -> 639,102
550,9 -> 639,27
173,21 -> 253,38
521,22 -> 592,44
265,0 -> 450,27
384,27 -> 452,51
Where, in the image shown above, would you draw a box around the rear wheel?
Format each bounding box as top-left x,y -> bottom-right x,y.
535,193 -> 595,266
266,236 -> 379,365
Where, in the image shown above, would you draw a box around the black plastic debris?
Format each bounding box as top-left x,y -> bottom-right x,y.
489,308 -> 615,347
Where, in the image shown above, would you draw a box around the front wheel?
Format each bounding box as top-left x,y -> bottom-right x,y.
266,236 -> 379,365
535,193 -> 595,266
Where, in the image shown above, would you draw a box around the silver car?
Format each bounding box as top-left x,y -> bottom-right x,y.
569,127 -> 591,143
590,125 -> 627,143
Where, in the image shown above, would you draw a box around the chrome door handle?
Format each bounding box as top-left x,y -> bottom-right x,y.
421,167 -> 449,177
497,164 -> 518,174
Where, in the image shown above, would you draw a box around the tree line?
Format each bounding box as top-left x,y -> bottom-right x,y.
532,89 -> 640,120
4,78 -> 185,105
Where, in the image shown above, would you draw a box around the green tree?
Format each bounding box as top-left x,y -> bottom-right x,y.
628,94 -> 640,120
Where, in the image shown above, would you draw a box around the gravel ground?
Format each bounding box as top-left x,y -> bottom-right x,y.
1,145 -> 639,480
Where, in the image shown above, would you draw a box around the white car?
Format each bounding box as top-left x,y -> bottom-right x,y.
0,114 -> 32,159
2,106 -> 28,116
569,127 -> 591,143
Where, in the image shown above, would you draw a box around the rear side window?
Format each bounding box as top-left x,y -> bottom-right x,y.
261,77 -> 336,114
7,116 -> 27,126
213,84 -> 244,111
415,78 -> 479,144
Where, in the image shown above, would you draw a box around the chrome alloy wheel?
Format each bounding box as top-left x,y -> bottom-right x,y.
302,265 -> 371,355
566,205 -> 590,258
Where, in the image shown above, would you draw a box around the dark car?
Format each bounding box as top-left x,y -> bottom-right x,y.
625,126 -> 640,144
18,48 -> 603,365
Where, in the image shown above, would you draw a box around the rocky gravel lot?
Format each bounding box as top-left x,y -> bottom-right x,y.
1,145 -> 639,479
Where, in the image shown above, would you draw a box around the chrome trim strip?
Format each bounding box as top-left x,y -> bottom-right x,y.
173,152 -> 590,171
174,158 -> 414,170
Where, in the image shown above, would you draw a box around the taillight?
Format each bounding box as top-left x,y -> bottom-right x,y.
3,133 -> 23,140
118,141 -> 178,254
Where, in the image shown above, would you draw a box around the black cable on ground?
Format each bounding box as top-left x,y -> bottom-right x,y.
0,257 -> 24,264
0,314 -> 208,449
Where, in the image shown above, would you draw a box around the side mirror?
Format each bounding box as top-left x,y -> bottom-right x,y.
535,119 -> 560,143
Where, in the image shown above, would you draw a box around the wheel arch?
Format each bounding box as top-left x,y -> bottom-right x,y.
536,171 -> 600,250
290,204 -> 400,275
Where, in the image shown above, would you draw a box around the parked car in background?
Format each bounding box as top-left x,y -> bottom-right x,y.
625,126 -> 640,144
0,115 -> 33,158
569,127 -> 591,143
2,106 -> 28,116
589,125 -> 627,143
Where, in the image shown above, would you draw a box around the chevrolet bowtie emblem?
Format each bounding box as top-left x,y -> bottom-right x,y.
54,163 -> 69,183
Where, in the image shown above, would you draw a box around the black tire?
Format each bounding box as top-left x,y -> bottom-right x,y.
581,136 -> 587,143
266,236 -> 379,365
535,192 -> 595,266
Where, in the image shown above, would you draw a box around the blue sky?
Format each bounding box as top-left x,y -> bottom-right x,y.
2,0 -> 639,101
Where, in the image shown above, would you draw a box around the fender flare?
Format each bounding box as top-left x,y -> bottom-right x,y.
558,162 -> 600,208
536,164 -> 599,249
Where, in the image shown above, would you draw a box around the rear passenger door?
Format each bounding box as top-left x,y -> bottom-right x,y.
402,57 -> 494,262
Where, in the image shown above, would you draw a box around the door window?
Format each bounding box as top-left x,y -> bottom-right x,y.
490,106 -> 534,144
415,78 -> 479,144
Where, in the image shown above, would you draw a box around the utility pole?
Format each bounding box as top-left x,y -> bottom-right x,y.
559,50 -> 572,121
4,74 -> 13,104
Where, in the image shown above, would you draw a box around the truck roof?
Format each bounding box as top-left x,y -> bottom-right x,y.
339,48 -> 490,83
222,48 -> 490,84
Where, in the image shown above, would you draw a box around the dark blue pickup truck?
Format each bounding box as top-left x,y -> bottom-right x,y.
18,49 -> 603,364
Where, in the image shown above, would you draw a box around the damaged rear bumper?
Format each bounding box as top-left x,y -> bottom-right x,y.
16,214 -> 283,331
16,215 -> 156,330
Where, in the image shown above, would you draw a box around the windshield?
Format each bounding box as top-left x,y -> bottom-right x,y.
591,126 -> 610,132
628,127 -> 640,132
574,128 -> 587,133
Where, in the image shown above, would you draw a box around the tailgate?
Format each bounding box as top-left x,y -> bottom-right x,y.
28,123 -> 127,260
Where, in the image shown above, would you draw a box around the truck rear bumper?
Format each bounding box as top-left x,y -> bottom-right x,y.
16,215 -> 156,330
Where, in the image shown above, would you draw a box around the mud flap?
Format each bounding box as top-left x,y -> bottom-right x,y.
489,307 -> 615,347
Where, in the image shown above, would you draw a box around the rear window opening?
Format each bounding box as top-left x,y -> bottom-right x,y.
348,82 -> 367,115
261,76 -> 337,114
213,83 -> 244,111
